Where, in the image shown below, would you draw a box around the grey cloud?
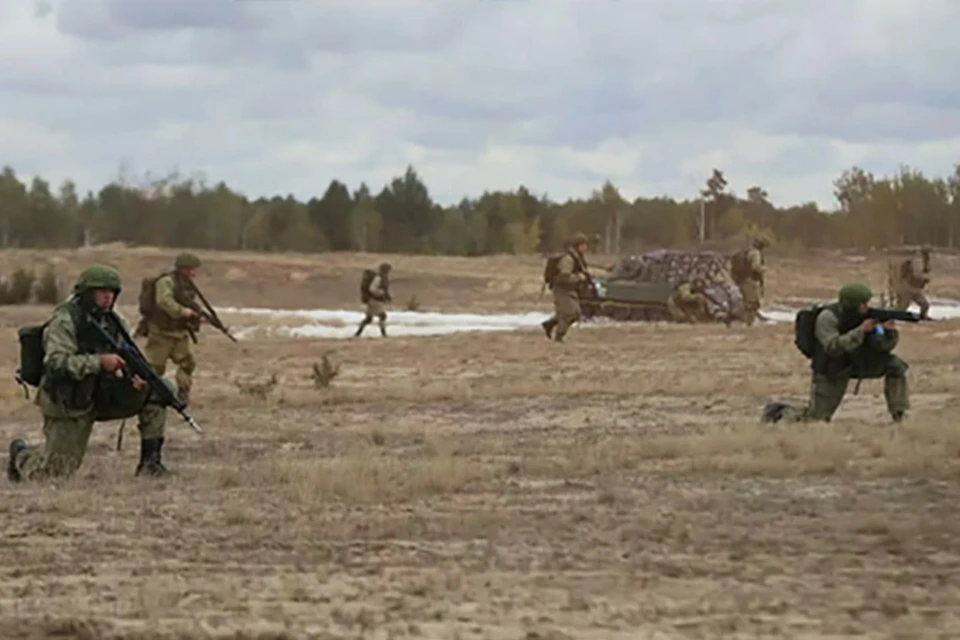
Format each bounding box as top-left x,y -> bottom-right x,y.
102,0 -> 260,31
4,0 -> 960,210
55,0 -> 261,40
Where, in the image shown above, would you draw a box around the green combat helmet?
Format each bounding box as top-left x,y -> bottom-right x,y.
175,252 -> 201,270
74,264 -> 122,294
568,232 -> 589,247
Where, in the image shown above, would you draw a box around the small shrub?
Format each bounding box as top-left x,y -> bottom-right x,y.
405,295 -> 421,311
0,269 -> 36,305
36,269 -> 60,304
312,353 -> 340,388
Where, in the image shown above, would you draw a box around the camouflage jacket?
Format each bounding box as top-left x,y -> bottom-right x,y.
900,257 -> 929,289
367,273 -> 389,302
553,251 -> 588,293
39,299 -> 143,419
148,272 -> 198,335
745,248 -> 765,282
812,304 -> 899,377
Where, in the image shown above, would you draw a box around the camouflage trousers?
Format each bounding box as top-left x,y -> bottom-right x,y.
13,414 -> 96,481
777,359 -> 910,423
738,279 -> 762,326
543,289 -> 580,341
894,285 -> 930,319
144,329 -> 195,402
13,406 -> 165,481
356,299 -> 387,336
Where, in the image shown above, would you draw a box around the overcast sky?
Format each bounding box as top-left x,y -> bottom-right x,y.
2,0 -> 958,210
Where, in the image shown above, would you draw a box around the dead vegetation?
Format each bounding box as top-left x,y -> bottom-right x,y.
1,246 -> 960,638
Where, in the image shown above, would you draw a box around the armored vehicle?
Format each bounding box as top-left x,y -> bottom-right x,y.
579,249 -> 744,323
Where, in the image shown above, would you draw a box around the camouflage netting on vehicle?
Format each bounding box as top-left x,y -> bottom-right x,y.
607,249 -> 743,320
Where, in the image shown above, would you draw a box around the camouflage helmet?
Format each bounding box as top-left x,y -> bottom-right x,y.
174,252 -> 201,270
379,262 -> 392,273
920,244 -> 932,255
568,232 -> 589,247
74,264 -> 121,293
752,234 -> 770,249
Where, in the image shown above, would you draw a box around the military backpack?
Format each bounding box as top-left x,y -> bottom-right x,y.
360,269 -> 376,303
729,249 -> 750,284
138,272 -> 171,319
16,303 -> 83,388
543,254 -> 564,289
794,303 -> 828,359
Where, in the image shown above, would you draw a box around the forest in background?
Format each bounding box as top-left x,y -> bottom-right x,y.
1,161 -> 959,256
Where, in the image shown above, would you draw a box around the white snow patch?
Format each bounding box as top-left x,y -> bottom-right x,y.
221,307 -> 552,339
218,300 -> 960,340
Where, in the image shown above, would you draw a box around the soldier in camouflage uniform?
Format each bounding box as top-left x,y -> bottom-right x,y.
667,277 -> 709,323
138,252 -> 203,407
737,236 -> 769,326
762,283 -> 909,424
893,245 -> 931,320
355,262 -> 392,337
7,265 -> 172,482
542,233 -> 590,342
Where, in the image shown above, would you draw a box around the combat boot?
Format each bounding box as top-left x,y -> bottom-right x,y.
541,319 -> 556,339
135,437 -> 170,478
761,402 -> 788,423
7,439 -> 27,482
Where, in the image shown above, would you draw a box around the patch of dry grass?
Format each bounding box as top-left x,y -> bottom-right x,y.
2,246 -> 960,638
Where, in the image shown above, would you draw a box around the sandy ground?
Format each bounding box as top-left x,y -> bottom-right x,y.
1,246 -> 960,639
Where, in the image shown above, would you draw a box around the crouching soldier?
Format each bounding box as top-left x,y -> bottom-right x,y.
7,265 -> 175,483
355,262 -> 392,337
762,283 -> 909,424
668,277 -> 709,323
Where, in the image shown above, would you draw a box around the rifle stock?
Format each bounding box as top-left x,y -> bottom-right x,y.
89,310 -> 203,435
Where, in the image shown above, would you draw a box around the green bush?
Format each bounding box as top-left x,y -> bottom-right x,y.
0,269 -> 36,305
36,269 -> 60,304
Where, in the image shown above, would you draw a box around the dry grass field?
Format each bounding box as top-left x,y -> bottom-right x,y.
2,245 -> 960,639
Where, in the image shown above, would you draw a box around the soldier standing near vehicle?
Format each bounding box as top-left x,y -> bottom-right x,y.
355,262 -> 392,337
893,245 -> 932,320
667,277 -> 709,323
541,233 -> 591,342
7,265 -> 172,482
731,235 -> 769,326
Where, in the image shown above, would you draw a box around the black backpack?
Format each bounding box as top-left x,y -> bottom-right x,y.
730,249 -> 750,284
360,269 -> 376,303
16,303 -> 82,389
794,304 -> 827,358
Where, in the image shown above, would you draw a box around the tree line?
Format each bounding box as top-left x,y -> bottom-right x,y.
1,161 -> 959,256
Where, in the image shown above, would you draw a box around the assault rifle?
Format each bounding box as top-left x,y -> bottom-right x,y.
87,310 -> 203,438
182,279 -> 238,343
864,308 -> 921,324
851,307 -> 920,395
